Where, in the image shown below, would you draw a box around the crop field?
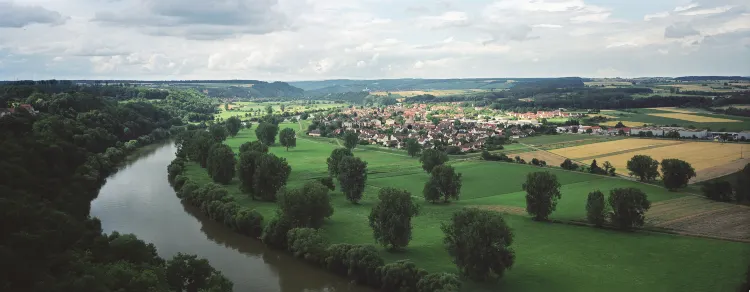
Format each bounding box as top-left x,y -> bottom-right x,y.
518,134 -> 625,150
597,108 -> 750,131
715,105 -> 750,109
550,139 -> 682,161
600,120 -> 648,127
180,122 -> 749,291
648,113 -> 741,123
646,196 -> 750,241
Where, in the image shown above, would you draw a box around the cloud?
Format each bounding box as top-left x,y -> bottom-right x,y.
419,11 -> 470,29
675,3 -> 699,12
644,12 -> 669,21
680,6 -> 733,16
0,1 -> 67,28
665,23 -> 701,38
92,0 -> 289,39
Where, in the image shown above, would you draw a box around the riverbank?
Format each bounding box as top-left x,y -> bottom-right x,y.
173,124 -> 749,292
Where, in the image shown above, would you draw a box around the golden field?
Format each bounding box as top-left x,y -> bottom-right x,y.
647,113 -> 741,123
550,139 -> 681,160
584,142 -> 746,173
600,121 -> 647,127
370,89 -> 483,97
646,107 -> 696,113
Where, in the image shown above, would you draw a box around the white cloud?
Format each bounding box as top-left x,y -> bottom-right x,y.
0,1 -> 68,27
674,3 -> 699,12
680,6 -> 733,16
644,12 -> 669,21
419,11 -> 470,29
532,24 -> 563,28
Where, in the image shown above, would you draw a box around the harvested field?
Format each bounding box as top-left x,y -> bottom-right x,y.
647,197 -> 750,241
550,139 -> 681,160
691,157 -> 750,183
647,113 -> 740,123
645,107 -> 696,113
513,150 -> 568,167
589,142 -> 745,174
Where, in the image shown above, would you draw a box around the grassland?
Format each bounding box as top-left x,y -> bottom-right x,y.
216,101 -> 348,120
370,89 -> 487,97
181,123 -> 748,291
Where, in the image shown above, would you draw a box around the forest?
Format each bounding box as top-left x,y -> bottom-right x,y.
0,82 -> 231,292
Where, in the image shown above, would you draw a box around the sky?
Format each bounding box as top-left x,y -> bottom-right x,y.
0,0 -> 748,81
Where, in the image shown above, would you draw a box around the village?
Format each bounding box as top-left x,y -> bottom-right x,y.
306,104 -> 750,152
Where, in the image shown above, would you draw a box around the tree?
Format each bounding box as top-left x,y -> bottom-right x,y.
368,188 -> 420,250
255,122 -> 279,145
665,131 -> 680,139
286,228 -> 328,265
318,176 -> 335,191
560,158 -> 578,170
423,165 -> 462,203
205,144 -> 236,185
279,128 -> 297,151
166,253 -> 232,292
615,121 -> 625,128
261,215 -> 294,249
343,131 -> 359,149
225,116 -> 242,137
253,153 -> 292,201
377,260 -> 428,292
660,159 -> 696,190
300,112 -> 309,120
586,190 -> 606,227
700,181 -> 734,202
233,209 -> 264,238
416,272 -> 461,292
602,161 -> 613,173
441,208 -> 515,281
277,182 -> 334,228
327,148 -> 353,177
627,155 -> 659,181
280,104 -> 286,112
522,171 -> 562,221
608,188 -> 651,230
419,149 -> 448,173
208,124 -> 228,142
406,138 -> 421,157
736,163 -> 750,203
265,104 -> 273,115
239,140 -> 268,154
338,156 -> 368,203
237,151 -> 263,196
344,245 -> 384,286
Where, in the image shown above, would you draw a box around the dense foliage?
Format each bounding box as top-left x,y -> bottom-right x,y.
660,159 -> 696,190
255,122 -> 279,145
343,130 -> 359,149
736,164 -> 750,203
368,188 -> 420,250
586,190 -> 607,227
701,181 -> 734,202
627,155 -> 660,182
279,128 -> 297,151
419,149 -> 449,173
337,156 -> 368,203
441,208 -> 515,281
423,165 -> 463,203
206,144 -> 236,184
608,188 -> 651,230
327,148 -> 353,177
0,83 -> 231,291
522,171 -> 562,221
277,182 -> 334,228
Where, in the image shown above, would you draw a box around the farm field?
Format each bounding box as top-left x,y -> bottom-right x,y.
215,101 -> 347,120
600,120 -> 648,127
598,108 -> 750,131
181,124 -> 749,291
550,139 -> 681,161
370,89 -> 486,97
518,134 -> 625,150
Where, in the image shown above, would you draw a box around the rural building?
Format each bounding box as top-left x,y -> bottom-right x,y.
631,127 -> 665,136
308,130 -> 321,137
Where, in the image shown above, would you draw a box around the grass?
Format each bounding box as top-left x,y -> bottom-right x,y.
181,123 -> 749,292
597,108 -> 750,132
215,101 -> 348,120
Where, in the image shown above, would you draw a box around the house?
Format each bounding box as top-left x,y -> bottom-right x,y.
308,130 -> 321,137
386,119 -> 395,126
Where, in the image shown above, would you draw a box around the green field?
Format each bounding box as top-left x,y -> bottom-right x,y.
182,123 -> 748,292
600,108 -> 750,132
215,101 -> 348,120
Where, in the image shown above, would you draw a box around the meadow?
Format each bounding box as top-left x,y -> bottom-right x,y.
599,108 -> 750,131
182,123 -> 748,292
370,89 -> 487,97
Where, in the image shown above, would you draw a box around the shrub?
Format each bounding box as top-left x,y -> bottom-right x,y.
261,215 -> 294,249
172,175 -> 188,191
286,228 -> 328,265
586,190 -> 606,227
325,243 -> 355,276
608,188 -> 651,230
376,260 -> 428,292
167,158 -> 186,183
277,182 -> 334,228
318,176 -> 335,191
345,245 -> 384,287
700,181 -> 734,202
416,272 -> 461,292
560,159 -> 578,170
234,209 -> 264,238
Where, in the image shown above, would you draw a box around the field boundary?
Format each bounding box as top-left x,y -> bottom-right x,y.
573,142 -> 686,161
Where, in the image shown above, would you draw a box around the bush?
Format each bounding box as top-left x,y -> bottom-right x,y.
369,188 -> 419,250
345,245 -> 384,286
172,175 -> 188,191
261,215 -> 294,249
325,243 -> 355,276
560,159 -> 578,170
286,228 -> 328,265
277,182 -> 334,228
586,190 -> 606,227
167,158 -> 186,183
233,209 -> 264,238
608,188 -> 651,230
416,272 -> 461,292
318,176 -> 335,191
701,181 -> 734,202
376,260 -> 428,292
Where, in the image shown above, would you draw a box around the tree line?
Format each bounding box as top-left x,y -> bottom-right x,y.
0,84 -> 231,291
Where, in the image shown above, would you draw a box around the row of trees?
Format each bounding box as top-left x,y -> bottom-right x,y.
626,155 -> 696,190
0,84 -> 231,291
701,163 -> 750,203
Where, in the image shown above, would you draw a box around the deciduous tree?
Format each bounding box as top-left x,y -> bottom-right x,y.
608,188 -> 651,230
419,149 -> 448,173
166,253 -> 233,292
700,180 -> 734,202
279,128 -> 297,151
416,272 -> 461,292
627,155 -> 659,181
441,208 -> 515,281
736,163 -> 750,203
253,153 -> 291,201
209,124 -> 228,142
660,159 -> 696,190
327,148 -> 353,177
406,138 -> 421,157
206,144 -> 236,185
368,188 -> 420,250
522,171 -> 562,221
237,151 -> 262,197
338,156 -> 368,203
377,260 -> 428,292
343,130 -> 359,149
586,190 -> 606,227
423,165 -> 462,203
225,116 -> 242,137
277,181 -> 334,228
239,140 -> 268,154
255,122 -> 279,146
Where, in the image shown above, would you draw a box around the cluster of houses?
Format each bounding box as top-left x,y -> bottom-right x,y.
308,104 -> 541,152
509,109 -> 575,120
0,104 -> 38,118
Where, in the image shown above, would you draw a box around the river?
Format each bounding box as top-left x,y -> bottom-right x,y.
91,142 -> 372,292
